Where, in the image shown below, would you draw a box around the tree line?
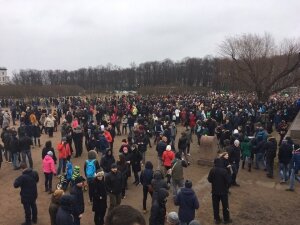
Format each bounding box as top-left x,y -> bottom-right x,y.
11,33 -> 300,101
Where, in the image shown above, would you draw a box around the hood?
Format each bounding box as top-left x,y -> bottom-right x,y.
158,188 -> 169,202
214,158 -> 225,168
23,168 -> 34,175
180,187 -> 195,196
60,195 -> 74,211
44,155 -> 53,162
153,170 -> 164,180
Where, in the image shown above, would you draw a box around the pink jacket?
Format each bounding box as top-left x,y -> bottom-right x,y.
43,155 -> 56,174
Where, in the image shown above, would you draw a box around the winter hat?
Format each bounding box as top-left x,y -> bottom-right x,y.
100,125 -> 105,131
167,212 -> 180,224
111,163 -> 118,169
47,151 -> 53,156
233,129 -> 239,134
234,139 -> 240,147
61,136 -> 67,141
74,176 -> 86,185
166,145 -> 171,151
72,166 -> 80,181
189,220 -> 201,225
53,189 -> 64,200
185,180 -> 193,188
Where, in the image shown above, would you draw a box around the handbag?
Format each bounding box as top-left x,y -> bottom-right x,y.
167,161 -> 178,175
148,184 -> 153,193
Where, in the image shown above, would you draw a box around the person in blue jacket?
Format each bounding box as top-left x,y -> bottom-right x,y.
174,180 -> 199,225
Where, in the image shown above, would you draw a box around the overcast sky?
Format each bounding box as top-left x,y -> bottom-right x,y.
0,0 -> 299,74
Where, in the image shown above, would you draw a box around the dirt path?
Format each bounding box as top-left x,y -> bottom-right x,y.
0,123 -> 300,225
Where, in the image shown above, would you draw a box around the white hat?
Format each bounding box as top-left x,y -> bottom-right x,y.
233,129 -> 239,134
47,151 -> 53,156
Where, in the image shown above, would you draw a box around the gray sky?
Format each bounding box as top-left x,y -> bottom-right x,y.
0,0 -> 299,74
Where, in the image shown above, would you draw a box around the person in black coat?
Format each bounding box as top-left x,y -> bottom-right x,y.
70,176 -> 85,225
10,130 -> 21,170
227,140 -> 241,186
151,170 -> 169,202
56,195 -> 74,225
208,158 -> 232,224
105,163 -> 123,211
131,145 -> 143,185
14,162 -> 39,225
174,180 -> 199,224
264,137 -> 277,178
140,161 -> 154,213
278,138 -> 293,183
42,141 -> 57,164
149,188 -> 169,225
100,149 -> 115,174
92,171 -> 107,225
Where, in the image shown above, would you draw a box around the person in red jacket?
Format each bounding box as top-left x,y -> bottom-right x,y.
42,151 -> 57,193
57,137 -> 71,175
162,145 -> 175,184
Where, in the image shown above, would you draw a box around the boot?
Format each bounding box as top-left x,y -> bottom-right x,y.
242,161 -> 245,169
248,163 -> 251,172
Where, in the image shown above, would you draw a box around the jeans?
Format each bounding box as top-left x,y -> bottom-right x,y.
23,201 -> 37,224
231,162 -> 240,184
279,163 -> 289,181
94,207 -> 106,225
21,150 -> 33,168
108,193 -> 121,212
44,172 -> 53,192
255,153 -> 265,169
172,178 -> 184,197
57,158 -> 67,175
87,179 -> 94,202
266,158 -> 274,176
212,194 -> 230,222
289,169 -> 300,190
142,185 -> 153,210
12,152 -> 20,169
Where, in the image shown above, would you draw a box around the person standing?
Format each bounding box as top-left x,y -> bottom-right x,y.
105,163 -> 123,211
149,188 -> 169,225
70,176 -> 85,225
57,137 -> 71,175
92,171 -> 107,225
49,189 -> 64,225
84,150 -> 100,203
171,152 -> 188,198
264,137 -> 277,178
56,194 -> 74,225
174,180 -> 199,225
19,133 -> 34,169
278,138 -> 293,183
227,140 -> 241,186
42,151 -> 57,193
286,144 -> 300,191
14,162 -> 39,225
140,161 -> 154,214
208,158 -> 232,224
44,114 -> 55,138
10,130 -> 21,170
131,144 -> 143,185
162,145 -> 175,184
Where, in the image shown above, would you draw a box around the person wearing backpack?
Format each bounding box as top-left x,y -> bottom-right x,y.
84,150 -> 100,203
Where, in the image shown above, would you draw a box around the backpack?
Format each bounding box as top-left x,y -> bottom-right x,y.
256,130 -> 265,143
66,161 -> 73,180
86,159 -> 96,179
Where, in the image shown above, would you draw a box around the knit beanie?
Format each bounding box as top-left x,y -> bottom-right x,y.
72,166 -> 80,181
167,212 -> 179,224
185,180 -> 193,188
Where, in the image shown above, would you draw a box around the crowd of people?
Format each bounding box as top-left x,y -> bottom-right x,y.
1,92 -> 300,225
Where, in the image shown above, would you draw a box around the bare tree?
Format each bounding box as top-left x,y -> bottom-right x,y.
219,33 -> 300,101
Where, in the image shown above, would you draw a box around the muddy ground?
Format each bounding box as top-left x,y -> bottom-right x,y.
0,122 -> 299,225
